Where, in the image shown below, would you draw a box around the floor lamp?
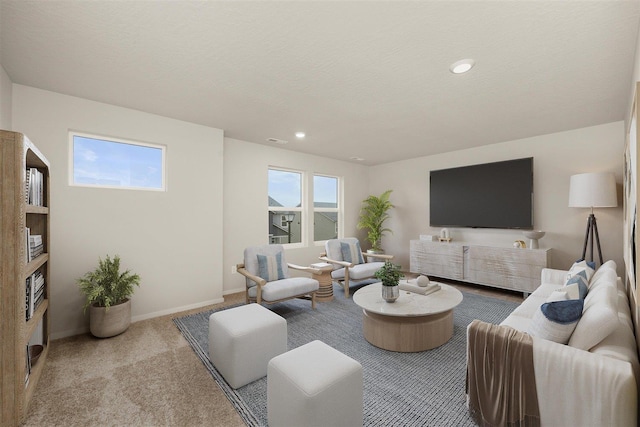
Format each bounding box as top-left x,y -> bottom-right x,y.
568,172 -> 618,265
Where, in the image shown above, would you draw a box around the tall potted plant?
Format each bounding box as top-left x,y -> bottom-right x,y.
374,261 -> 404,302
357,189 -> 394,253
77,254 -> 141,338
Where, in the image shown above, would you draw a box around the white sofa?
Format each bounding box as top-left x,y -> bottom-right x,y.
466,260 -> 639,427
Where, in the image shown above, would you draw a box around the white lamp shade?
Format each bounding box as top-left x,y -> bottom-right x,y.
568,172 -> 618,208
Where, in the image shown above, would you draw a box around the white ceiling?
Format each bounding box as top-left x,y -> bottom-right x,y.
1,1 -> 639,165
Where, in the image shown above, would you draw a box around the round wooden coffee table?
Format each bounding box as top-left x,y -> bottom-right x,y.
353,282 -> 463,352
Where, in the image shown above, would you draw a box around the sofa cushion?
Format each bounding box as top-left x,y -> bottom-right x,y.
510,294 -> 547,319
499,313 -> 531,331
568,282 -> 618,350
528,299 -> 584,344
589,261 -> 617,291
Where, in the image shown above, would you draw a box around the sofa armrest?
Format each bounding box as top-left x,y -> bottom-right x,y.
533,336 -> 637,426
540,268 -> 567,286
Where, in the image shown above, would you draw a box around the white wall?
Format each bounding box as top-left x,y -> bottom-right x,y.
12,85 -> 225,339
8,83 -> 628,337
222,137 -> 370,294
368,122 -> 625,275
0,64 -> 12,129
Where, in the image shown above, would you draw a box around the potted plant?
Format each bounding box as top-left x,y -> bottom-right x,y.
357,189 -> 394,253
374,260 -> 404,302
77,254 -> 141,338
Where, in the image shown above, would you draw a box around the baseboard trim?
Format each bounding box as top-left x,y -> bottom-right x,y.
132,298 -> 225,322
51,298 -> 226,340
223,286 -> 245,296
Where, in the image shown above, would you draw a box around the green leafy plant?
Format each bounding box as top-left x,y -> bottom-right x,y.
374,260 -> 404,287
77,255 -> 140,311
357,189 -> 394,252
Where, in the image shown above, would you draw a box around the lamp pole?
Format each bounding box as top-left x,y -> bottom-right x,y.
284,213 -> 295,244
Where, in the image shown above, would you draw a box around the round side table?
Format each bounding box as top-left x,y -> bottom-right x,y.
311,262 -> 335,302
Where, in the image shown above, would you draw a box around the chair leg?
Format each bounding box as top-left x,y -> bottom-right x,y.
311,291 -> 316,310
344,269 -> 350,298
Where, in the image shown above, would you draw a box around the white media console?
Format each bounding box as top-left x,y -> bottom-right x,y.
409,240 -> 551,293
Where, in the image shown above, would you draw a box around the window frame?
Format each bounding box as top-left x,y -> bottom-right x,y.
312,173 -> 342,244
267,168 -> 343,248
268,167 -> 305,248
69,131 -> 166,191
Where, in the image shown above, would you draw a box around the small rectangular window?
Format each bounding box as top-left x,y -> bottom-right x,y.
70,132 -> 165,191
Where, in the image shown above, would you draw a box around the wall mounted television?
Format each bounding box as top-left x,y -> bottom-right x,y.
430,157 -> 533,229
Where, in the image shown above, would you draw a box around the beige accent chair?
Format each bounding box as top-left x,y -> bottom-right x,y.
237,244 -> 320,309
319,237 -> 394,297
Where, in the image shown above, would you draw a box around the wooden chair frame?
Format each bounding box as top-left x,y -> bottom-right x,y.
236,263 -> 320,309
319,251 -> 394,297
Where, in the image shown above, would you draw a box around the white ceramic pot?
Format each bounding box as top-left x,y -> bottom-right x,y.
367,248 -> 384,263
89,299 -> 131,338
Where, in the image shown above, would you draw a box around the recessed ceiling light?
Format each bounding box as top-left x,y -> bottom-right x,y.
295,132 -> 305,139
449,59 -> 475,74
350,157 -> 364,161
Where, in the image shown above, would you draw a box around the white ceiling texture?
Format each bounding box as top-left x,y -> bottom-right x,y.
1,1 -> 640,165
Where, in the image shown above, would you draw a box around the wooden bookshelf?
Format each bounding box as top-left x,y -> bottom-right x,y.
0,130 -> 51,426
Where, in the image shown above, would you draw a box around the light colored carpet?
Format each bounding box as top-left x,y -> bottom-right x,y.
22,293 -> 246,427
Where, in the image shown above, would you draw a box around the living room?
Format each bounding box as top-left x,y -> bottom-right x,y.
2,1 -> 640,426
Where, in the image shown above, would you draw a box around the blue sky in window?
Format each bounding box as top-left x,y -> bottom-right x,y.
269,169 -> 301,207
73,136 -> 163,189
314,175 -> 338,207
269,170 -> 338,207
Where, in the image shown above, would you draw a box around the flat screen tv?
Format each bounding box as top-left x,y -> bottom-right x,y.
430,157 -> 533,229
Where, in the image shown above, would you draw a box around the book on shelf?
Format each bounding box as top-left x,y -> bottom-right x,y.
25,227 -> 31,262
28,234 -> 44,260
25,228 -> 45,262
26,167 -> 44,206
26,270 -> 45,321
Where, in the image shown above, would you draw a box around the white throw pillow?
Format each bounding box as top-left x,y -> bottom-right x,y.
566,260 -> 595,283
528,298 -> 583,344
547,290 -> 569,302
568,283 -> 618,350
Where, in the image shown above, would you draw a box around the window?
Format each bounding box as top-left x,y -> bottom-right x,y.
313,175 -> 340,242
70,132 -> 165,191
267,169 -> 342,246
268,168 -> 302,245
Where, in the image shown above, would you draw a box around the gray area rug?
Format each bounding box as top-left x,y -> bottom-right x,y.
173,284 -> 519,426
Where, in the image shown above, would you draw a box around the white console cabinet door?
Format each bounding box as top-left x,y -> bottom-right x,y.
410,240 -> 464,280
465,245 -> 550,293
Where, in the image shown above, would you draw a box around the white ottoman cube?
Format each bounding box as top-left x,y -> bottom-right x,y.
209,303 -> 287,389
268,340 -> 363,427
